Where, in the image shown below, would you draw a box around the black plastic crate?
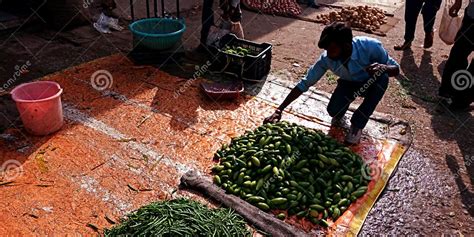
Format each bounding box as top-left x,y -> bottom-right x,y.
210,34 -> 272,82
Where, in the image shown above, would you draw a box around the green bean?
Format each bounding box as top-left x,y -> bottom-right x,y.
105,199 -> 250,236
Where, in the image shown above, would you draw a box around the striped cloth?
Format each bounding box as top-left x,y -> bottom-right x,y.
242,0 -> 302,17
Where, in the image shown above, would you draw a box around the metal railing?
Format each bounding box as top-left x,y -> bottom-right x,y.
129,0 -> 180,21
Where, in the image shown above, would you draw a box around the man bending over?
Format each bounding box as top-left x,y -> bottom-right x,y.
264,22 -> 400,144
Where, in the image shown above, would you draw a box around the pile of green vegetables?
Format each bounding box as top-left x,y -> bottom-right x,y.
105,199 -> 251,236
223,45 -> 251,56
212,121 -> 370,227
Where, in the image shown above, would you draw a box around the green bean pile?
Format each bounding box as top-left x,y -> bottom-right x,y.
212,121 -> 370,227
105,199 -> 251,236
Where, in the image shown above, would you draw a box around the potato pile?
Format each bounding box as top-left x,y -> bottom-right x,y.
315,6 -> 387,32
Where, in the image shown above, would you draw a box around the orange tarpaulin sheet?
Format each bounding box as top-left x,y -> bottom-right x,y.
330,140 -> 406,236
0,54 -> 409,235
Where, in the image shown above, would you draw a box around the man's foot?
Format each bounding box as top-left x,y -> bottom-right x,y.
436,98 -> 472,113
185,46 -> 212,64
394,41 -> 412,51
345,125 -> 362,145
438,89 -> 453,99
331,115 -> 348,128
449,100 -> 472,112
423,32 -> 434,49
195,44 -> 210,54
308,2 -> 320,8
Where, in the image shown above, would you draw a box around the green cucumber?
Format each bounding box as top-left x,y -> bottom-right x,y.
309,204 -> 325,212
250,156 -> 261,167
257,202 -> 270,211
276,213 -> 286,220
341,175 -> 353,181
261,164 -> 272,174
247,196 -> 265,203
213,175 -> 221,185
270,197 -> 288,205
351,189 -> 366,198
212,165 -> 224,173
309,210 -> 319,218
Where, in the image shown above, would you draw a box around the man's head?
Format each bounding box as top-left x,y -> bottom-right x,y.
318,22 -> 353,60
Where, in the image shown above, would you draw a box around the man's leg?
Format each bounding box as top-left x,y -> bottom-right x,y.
421,0 -> 442,48
467,60 -> 474,104
327,80 -> 358,120
450,58 -> 474,109
395,0 -> 424,50
351,75 -> 389,130
440,15 -> 474,100
308,0 -> 320,8
404,0 -> 424,42
200,0 -> 215,47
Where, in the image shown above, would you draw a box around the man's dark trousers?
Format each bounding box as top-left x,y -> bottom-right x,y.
440,12 -> 474,106
327,75 -> 389,129
404,0 -> 442,42
200,0 -> 242,47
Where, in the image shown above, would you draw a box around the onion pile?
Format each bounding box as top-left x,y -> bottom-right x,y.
315,6 -> 387,32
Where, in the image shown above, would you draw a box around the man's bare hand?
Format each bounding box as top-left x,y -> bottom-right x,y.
449,0 -> 462,17
263,109 -> 282,124
230,22 -> 244,39
365,63 -> 387,77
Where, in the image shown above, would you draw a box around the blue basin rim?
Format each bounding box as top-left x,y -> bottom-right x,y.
129,18 -> 186,38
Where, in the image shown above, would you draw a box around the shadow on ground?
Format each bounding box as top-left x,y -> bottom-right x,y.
399,49 -> 474,217
0,0 -> 327,132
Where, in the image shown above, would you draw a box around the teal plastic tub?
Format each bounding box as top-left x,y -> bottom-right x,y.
129,18 -> 186,50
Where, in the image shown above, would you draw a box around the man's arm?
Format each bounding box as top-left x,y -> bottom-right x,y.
367,40 -> 400,77
366,63 -> 399,77
228,0 -> 244,38
277,88 -> 303,111
263,87 -> 304,123
384,65 -> 399,77
264,56 -> 328,123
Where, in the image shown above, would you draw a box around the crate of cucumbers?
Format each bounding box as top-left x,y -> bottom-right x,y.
210,34 -> 272,82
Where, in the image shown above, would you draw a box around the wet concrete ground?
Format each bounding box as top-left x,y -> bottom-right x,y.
362,149 -> 474,235
0,0 -> 473,235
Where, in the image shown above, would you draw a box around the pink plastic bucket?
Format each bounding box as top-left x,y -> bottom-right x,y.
11,81 -> 64,136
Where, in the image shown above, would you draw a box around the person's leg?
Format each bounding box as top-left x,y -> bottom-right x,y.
351,75 -> 389,130
421,0 -> 442,48
101,0 -> 118,18
404,0 -> 424,41
395,0 -> 424,50
308,0 -> 320,8
327,80 -> 358,120
440,15 -> 474,99
200,0 -> 215,47
450,58 -> 474,110
457,16 -> 474,106
421,0 -> 441,33
468,60 -> 474,104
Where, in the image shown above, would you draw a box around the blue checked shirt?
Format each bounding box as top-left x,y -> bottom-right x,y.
296,36 -> 399,92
